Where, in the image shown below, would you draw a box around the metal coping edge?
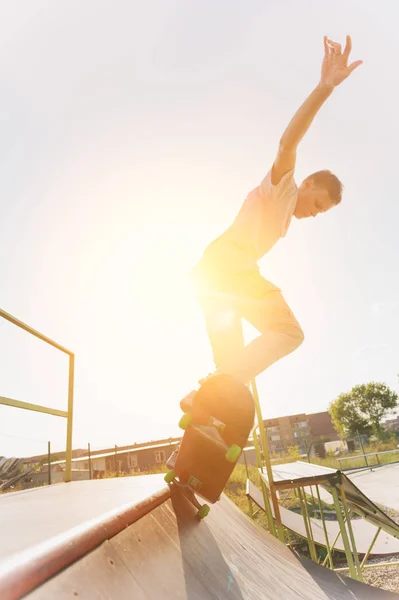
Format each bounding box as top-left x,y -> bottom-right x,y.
0,485 -> 172,600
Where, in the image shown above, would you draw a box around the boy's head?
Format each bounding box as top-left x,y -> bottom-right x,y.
294,170 -> 343,219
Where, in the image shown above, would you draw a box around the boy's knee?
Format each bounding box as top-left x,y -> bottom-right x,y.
291,323 -> 304,347
270,313 -> 304,348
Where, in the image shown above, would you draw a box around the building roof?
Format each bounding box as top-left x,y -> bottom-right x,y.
45,438 -> 181,467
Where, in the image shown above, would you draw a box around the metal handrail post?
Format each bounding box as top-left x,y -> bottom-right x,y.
330,487 -> 358,580
243,451 -> 254,519
88,443 -> 92,480
322,513 -> 347,567
65,353 -> 75,483
0,309 -> 75,484
339,484 -> 363,581
252,427 -> 276,535
298,487 -> 317,562
48,441 -> 51,486
315,485 -> 334,570
251,379 -> 284,541
360,527 -> 381,568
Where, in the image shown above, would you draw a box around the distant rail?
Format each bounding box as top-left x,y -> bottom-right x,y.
337,448 -> 399,470
0,308 -> 75,482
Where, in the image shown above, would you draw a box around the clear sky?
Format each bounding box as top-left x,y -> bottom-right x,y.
1,1 -> 398,458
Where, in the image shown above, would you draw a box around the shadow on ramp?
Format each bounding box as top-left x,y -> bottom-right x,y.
171,492 -> 244,599
24,491 -> 397,599
299,556 -> 398,600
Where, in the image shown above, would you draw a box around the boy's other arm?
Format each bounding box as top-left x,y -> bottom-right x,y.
272,35 -> 362,185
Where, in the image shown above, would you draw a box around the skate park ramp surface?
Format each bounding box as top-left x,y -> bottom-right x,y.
1,475 -> 397,599
268,461 -> 399,538
271,461 -> 399,513
247,479 -> 399,555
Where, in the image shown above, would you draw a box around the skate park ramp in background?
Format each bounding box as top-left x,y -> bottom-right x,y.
247,479 -> 399,555
270,460 -> 399,513
1,474 -> 398,599
268,461 -> 399,538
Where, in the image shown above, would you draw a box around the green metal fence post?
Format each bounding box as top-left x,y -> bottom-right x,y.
252,427 -> 276,535
65,353 -> 75,483
48,441 -> 51,486
88,442 -> 92,480
251,379 -> 284,542
357,430 -> 368,468
243,450 -> 254,519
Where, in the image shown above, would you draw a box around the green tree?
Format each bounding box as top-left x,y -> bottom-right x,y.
329,382 -> 398,439
287,445 -> 300,459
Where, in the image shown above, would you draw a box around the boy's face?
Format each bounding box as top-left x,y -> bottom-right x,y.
294,179 -> 334,219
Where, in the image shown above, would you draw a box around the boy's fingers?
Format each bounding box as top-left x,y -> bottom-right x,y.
346,60 -> 363,75
329,41 -> 342,54
343,35 -> 352,60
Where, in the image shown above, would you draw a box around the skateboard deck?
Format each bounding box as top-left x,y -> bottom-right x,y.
165,374 -> 255,517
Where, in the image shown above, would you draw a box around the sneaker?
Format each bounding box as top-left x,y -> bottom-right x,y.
198,371 -> 219,386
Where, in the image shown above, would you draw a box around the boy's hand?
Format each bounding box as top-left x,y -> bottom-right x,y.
320,35 -> 362,89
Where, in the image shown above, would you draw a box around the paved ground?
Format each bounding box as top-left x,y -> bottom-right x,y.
348,463 -> 399,512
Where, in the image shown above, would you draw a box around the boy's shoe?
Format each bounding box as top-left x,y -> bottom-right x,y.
180,373 -> 220,412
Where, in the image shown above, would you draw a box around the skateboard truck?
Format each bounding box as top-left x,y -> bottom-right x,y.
179,413 -> 242,464
164,469 -> 211,519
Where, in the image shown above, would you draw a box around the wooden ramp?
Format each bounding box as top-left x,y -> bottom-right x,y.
1,475 -> 398,599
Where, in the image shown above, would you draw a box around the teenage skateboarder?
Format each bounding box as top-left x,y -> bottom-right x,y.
186,36 -> 362,399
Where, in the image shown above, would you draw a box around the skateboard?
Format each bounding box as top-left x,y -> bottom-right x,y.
164,374 -> 255,518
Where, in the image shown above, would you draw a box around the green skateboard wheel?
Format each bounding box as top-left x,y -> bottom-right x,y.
226,444 -> 242,463
178,413 -> 193,430
197,504 -> 210,519
164,469 -> 176,484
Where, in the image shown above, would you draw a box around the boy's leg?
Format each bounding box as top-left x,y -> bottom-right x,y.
199,290 -> 245,371
179,289 -> 244,412
196,271 -> 303,385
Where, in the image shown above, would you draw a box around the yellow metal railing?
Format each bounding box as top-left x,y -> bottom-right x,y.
250,379 -> 284,541
0,309 -> 75,482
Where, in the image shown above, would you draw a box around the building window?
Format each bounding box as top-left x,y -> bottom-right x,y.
128,454 -> 138,469
292,421 -> 308,429
267,426 -> 279,433
155,451 -> 165,464
271,435 -> 281,441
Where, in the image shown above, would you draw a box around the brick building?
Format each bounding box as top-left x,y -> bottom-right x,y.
384,416 -> 399,432
37,437 -> 182,479
263,411 -> 339,456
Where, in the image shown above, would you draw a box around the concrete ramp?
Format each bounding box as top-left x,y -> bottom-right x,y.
1,475 -> 397,599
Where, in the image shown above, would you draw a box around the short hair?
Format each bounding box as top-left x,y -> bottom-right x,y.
306,170 -> 343,205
